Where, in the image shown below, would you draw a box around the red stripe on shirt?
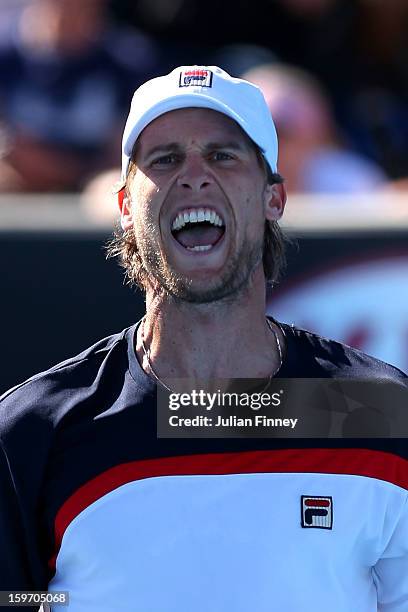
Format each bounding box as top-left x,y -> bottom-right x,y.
49,448 -> 408,572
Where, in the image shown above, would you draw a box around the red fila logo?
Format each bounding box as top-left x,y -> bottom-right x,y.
301,496 -> 333,529
184,70 -> 208,76
179,69 -> 213,88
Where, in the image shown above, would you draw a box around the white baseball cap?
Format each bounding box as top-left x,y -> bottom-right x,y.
121,65 -> 278,179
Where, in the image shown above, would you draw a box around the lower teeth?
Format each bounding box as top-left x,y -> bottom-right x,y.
186,244 -> 213,252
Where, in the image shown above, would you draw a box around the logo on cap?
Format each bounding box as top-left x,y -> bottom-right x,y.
301,496 -> 333,529
179,69 -> 213,88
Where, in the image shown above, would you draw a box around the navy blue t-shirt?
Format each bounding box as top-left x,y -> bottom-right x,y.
0,321 -> 406,611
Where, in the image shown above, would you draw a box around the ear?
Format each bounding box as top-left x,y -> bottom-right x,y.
118,188 -> 134,231
264,183 -> 287,222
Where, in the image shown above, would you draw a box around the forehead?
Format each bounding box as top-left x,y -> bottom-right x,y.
137,108 -> 253,152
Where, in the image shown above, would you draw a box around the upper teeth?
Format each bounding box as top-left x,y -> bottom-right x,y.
172,208 -> 224,231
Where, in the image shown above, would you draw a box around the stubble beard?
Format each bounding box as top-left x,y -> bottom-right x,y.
135,226 -> 264,304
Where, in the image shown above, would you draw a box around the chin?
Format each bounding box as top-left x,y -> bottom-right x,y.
148,239 -> 263,303
164,270 -> 253,305
166,277 -> 226,304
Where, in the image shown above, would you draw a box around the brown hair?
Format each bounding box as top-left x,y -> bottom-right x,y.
106,147 -> 287,292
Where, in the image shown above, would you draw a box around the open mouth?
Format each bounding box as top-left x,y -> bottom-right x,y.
171,207 -> 225,252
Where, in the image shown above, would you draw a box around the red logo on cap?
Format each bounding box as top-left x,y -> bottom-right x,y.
184,70 -> 208,77
179,69 -> 213,88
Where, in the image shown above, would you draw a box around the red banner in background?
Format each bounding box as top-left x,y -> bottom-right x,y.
268,250 -> 408,374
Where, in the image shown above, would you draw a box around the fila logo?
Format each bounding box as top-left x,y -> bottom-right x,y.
301,496 -> 333,529
179,69 -> 213,88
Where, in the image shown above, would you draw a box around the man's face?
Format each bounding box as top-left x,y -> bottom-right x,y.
122,108 -> 281,303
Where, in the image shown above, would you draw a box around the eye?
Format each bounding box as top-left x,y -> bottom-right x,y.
212,151 -> 234,161
151,154 -> 178,167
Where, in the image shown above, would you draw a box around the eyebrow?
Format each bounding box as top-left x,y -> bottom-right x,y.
140,143 -> 181,160
140,140 -> 249,162
203,141 -> 248,152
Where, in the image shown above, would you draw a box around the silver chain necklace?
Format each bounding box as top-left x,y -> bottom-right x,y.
138,315 -> 283,393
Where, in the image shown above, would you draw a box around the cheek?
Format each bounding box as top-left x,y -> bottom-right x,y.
131,184 -> 162,232
131,172 -> 161,210
241,186 -> 265,219
133,207 -> 154,241
132,198 -> 165,251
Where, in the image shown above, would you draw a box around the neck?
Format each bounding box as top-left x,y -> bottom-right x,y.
135,267 -> 285,386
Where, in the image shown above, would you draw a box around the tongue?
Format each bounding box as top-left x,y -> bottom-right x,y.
174,224 -> 224,248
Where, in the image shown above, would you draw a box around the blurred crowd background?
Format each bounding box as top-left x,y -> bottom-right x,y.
0,0 -> 407,210
1,0 -> 407,388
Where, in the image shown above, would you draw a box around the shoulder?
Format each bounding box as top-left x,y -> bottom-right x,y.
0,327 -> 132,438
279,321 -> 407,382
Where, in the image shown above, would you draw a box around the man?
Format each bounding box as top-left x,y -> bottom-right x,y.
0,66 -> 407,611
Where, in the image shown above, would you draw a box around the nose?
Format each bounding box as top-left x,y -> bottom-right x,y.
176,155 -> 213,192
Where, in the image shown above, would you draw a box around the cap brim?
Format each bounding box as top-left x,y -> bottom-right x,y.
122,93 -> 256,178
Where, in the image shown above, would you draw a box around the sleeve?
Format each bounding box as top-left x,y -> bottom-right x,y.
0,438 -> 43,611
373,493 -> 408,611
